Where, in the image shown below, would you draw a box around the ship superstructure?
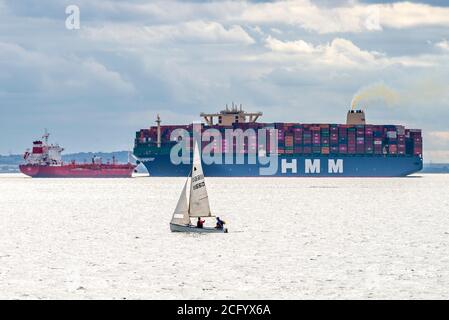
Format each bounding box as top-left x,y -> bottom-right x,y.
23,131 -> 64,166
200,103 -> 263,126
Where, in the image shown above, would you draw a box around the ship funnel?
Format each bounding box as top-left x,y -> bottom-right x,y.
346,109 -> 366,125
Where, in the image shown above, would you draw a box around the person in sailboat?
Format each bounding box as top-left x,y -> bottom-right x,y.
215,217 -> 226,230
197,217 -> 205,229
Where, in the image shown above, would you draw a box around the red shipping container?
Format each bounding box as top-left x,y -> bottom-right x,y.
414,147 -> 422,155
389,145 -> 398,154
339,128 -> 348,136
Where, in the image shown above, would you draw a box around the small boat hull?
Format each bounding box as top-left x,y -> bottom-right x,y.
170,223 -> 228,233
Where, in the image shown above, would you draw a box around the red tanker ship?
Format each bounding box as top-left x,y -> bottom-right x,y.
19,131 -> 136,178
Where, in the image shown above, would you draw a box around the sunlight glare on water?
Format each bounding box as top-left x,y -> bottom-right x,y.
0,173 -> 448,299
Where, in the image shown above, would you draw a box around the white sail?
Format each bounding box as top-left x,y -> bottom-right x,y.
170,177 -> 191,225
188,141 -> 211,217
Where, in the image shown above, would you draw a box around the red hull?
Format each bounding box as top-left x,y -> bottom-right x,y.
19,163 -> 136,178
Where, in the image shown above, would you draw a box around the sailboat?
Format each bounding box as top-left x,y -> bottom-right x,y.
170,142 -> 228,233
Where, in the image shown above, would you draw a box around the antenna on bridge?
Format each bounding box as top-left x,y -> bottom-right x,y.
43,128 -> 49,144
156,114 -> 161,148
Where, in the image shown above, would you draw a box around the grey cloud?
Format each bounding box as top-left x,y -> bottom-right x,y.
1,0 -> 449,162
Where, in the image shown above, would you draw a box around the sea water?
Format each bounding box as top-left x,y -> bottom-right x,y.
0,173 -> 448,299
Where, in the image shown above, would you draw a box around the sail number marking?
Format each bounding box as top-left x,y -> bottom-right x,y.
192,174 -> 204,182
193,181 -> 205,190
192,173 -> 205,190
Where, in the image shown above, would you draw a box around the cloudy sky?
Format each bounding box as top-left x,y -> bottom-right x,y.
1,0 -> 449,161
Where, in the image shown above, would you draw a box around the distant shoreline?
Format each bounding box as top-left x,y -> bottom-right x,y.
1,152 -> 448,174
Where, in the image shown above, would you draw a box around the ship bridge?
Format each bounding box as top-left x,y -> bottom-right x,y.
200,103 -> 262,126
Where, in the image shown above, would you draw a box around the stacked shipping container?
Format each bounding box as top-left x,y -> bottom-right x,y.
136,123 -> 423,158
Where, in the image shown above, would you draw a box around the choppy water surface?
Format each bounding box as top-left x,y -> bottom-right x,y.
0,173 -> 448,299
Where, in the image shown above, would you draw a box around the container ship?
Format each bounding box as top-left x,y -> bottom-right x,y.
133,105 -> 423,177
20,131 -> 136,178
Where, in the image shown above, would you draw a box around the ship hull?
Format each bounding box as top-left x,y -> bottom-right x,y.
19,164 -> 135,178
139,154 -> 423,177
